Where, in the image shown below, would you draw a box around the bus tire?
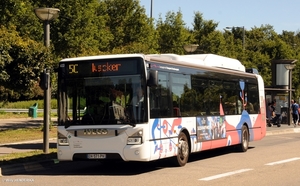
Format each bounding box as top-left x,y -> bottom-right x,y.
172,132 -> 190,167
238,125 -> 249,152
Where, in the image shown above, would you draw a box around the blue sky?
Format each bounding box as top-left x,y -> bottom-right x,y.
140,0 -> 300,34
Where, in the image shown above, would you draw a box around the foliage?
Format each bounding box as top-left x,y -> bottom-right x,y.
0,0 -> 41,39
193,11 -> 219,53
1,0 -> 300,101
0,26 -> 50,101
156,10 -> 190,54
49,0 -> 109,58
102,0 -> 158,53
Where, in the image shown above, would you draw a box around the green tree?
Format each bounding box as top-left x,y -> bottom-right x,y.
200,31 -> 226,54
156,10 -> 190,54
44,0 -> 111,58
0,0 -> 41,40
102,0 -> 157,53
0,26 -> 50,101
192,11 -> 218,53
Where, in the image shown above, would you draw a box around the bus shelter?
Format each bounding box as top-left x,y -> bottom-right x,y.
265,88 -> 294,124
265,59 -> 297,125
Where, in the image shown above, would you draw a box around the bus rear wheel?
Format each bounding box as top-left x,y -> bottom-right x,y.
172,132 -> 189,167
238,125 -> 249,152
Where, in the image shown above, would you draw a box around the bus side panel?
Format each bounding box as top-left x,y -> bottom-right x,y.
223,115 -> 241,146
225,114 -> 264,145
257,75 -> 267,138
249,127 -> 264,141
225,130 -> 240,146
190,140 -> 212,153
148,117 -> 196,161
250,101 -> 266,141
211,139 -> 228,149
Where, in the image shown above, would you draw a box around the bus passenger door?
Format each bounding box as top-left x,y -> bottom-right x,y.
149,72 -> 172,118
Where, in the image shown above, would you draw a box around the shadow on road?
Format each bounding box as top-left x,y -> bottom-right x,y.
9,146 -> 255,176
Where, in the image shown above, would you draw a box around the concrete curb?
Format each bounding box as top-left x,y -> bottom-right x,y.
0,159 -> 60,176
266,127 -> 300,136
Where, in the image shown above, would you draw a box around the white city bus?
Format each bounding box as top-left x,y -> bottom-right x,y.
56,53 -> 266,166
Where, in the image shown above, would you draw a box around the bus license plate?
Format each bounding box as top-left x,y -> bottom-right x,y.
87,154 -> 106,159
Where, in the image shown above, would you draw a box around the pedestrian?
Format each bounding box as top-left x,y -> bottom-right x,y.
268,101 -> 282,127
291,99 -> 299,127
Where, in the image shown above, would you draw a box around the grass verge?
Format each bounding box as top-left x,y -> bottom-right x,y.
0,113 -> 32,119
0,116 -> 58,167
0,112 -> 57,119
0,127 -> 57,144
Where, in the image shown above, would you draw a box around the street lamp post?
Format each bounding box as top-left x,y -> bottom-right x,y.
34,7 -> 60,154
225,26 -> 245,50
150,0 -> 153,18
34,8 -> 60,47
285,64 -> 296,126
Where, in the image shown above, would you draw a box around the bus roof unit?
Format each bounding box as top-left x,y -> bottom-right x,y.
146,54 -> 245,72
184,54 -> 245,72
145,54 -> 205,65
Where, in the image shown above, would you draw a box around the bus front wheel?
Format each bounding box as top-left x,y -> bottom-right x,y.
173,132 -> 190,167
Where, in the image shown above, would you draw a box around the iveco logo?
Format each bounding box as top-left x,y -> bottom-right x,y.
83,129 -> 108,135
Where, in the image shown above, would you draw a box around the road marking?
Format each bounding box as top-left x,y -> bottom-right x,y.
199,169 -> 253,181
274,136 -> 294,139
265,157 -> 300,166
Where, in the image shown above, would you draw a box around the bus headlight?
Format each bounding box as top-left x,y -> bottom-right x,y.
127,130 -> 143,145
58,132 -> 69,146
127,137 -> 142,145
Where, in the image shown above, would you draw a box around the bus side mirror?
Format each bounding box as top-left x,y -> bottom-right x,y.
147,70 -> 158,87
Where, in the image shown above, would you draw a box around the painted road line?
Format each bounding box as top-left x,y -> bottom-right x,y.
265,157 -> 300,166
199,169 -> 253,181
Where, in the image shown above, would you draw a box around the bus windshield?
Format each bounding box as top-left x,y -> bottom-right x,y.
57,57 -> 147,127
60,75 -> 147,126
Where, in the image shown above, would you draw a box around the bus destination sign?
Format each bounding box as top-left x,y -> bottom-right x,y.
91,62 -> 121,72
63,58 -> 141,78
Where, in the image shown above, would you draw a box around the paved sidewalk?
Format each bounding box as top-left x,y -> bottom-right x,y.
265,123 -> 300,135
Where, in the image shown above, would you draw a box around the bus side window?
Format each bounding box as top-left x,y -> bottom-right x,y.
173,101 -> 181,117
